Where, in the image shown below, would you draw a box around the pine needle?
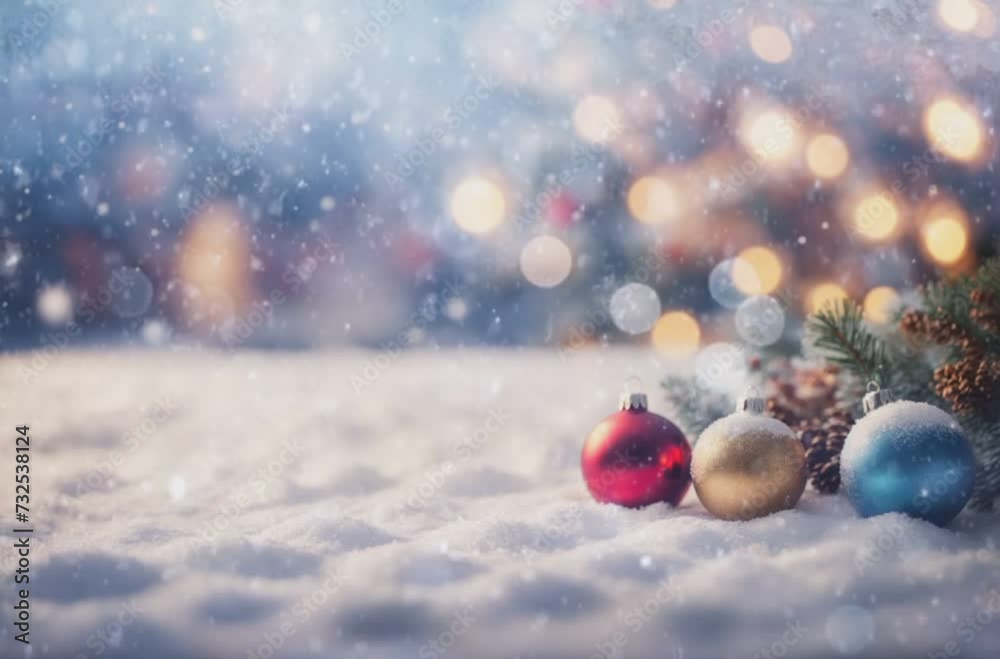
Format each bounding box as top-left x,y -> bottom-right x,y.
661,375 -> 731,441
922,257 -> 1000,357
806,300 -> 891,386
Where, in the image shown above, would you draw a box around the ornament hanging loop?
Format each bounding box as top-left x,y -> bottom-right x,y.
620,375 -> 648,411
737,386 -> 766,414
862,381 -> 895,414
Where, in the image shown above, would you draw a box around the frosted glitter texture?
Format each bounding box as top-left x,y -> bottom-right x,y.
691,411 -> 807,521
841,400 -> 975,526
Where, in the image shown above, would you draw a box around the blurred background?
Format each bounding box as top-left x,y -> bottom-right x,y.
2,0 -> 999,360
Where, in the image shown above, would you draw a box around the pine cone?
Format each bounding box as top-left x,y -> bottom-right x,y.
761,360 -> 854,493
766,398 -> 801,428
900,310 -> 929,337
970,289 -> 1000,334
800,410 -> 854,494
765,362 -> 843,429
928,318 -> 970,346
900,309 -> 972,347
935,350 -> 1000,414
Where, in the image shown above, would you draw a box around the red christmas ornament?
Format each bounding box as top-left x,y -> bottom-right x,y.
581,383 -> 692,508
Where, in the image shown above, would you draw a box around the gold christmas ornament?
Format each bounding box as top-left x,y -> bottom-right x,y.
691,390 -> 807,521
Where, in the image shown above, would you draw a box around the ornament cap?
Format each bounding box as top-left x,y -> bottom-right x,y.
619,392 -> 649,411
862,382 -> 895,414
619,376 -> 648,411
737,387 -> 766,414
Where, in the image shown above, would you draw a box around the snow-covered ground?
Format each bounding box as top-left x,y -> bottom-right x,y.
2,348 -> 999,659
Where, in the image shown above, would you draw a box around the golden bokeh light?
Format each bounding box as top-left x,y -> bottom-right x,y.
938,0 -> 979,31
851,191 -> 900,243
973,0 -> 997,37
520,235 -> 573,288
449,175 -> 506,235
178,206 -> 253,326
573,95 -> 622,144
863,286 -> 901,325
922,216 -> 969,265
733,246 -> 783,295
806,133 -> 850,179
743,109 -> 801,164
627,176 -> 679,225
651,311 -> 701,358
923,97 -> 985,163
807,283 -> 849,313
749,25 -> 793,64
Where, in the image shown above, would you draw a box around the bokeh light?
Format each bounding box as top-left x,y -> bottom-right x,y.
651,311 -> 701,358
923,97 -> 985,163
3,0 -> 999,361
973,1 -> 997,37
609,283 -> 661,334
627,176 -> 679,225
573,95 -> 622,144
807,282 -> 849,313
110,267 -> 155,319
141,319 -> 172,346
735,295 -> 786,347
851,191 -> 901,243
863,286 -> 901,324
520,236 -> 573,288
733,246 -> 783,295
450,176 -> 506,235
445,296 -> 469,321
37,284 -> 74,327
709,258 -> 757,309
922,216 -> 969,265
806,133 -> 850,180
938,0 -> 979,32
750,25 -> 793,64
178,206 -> 252,326
742,109 -> 801,165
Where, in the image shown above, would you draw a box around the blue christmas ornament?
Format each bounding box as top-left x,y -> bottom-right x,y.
841,386 -> 976,527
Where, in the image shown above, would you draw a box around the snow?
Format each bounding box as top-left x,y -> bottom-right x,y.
840,400 -> 968,479
699,409 -> 796,443
2,348 -> 1000,659
690,411 -> 798,485
842,400 -> 965,454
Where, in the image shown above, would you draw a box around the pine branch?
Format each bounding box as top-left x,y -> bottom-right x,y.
922,257 -> 1000,357
967,435 -> 1000,513
881,331 -> 939,404
798,270 -> 1000,513
902,259 -> 1000,512
960,415 -> 1000,512
806,300 -> 892,386
661,376 -> 731,441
